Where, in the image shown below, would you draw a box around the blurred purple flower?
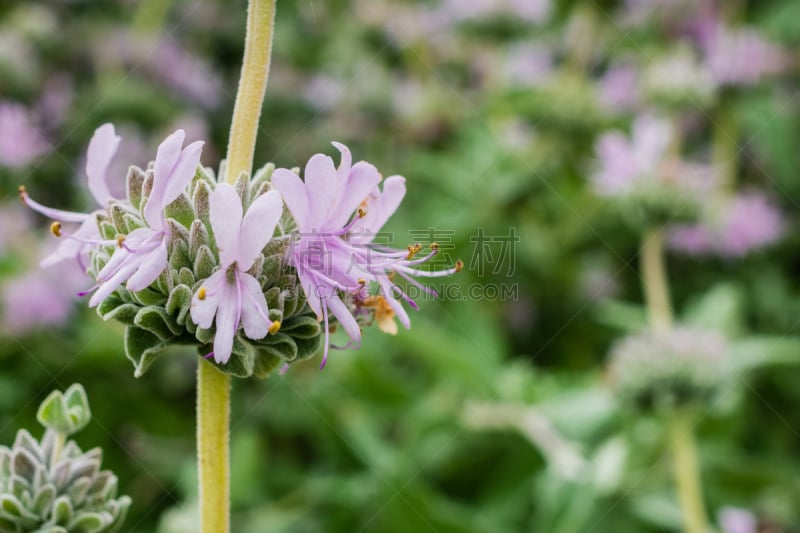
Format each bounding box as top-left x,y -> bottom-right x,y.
668,192 -> 784,257
592,114 -> 674,195
0,102 -> 49,168
703,25 -> 788,86
0,203 -> 32,255
191,184 -> 283,364
38,74 -> 74,129
718,506 -> 757,533
598,65 -> 639,113
503,43 -> 554,87
2,258 -> 84,335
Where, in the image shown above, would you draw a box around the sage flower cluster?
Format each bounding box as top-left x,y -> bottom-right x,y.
21,125 -> 459,377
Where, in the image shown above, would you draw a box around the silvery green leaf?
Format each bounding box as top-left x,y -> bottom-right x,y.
165,285 -> 193,325
31,485 -> 54,516
192,180 -> 211,224
250,162 -> 275,193
97,298 -> 139,326
193,246 -> 216,280
133,306 -> 181,341
98,221 -> 117,242
52,495 -> 73,525
125,166 -> 146,210
108,204 -> 129,235
253,349 -> 284,379
12,448 -> 37,479
164,196 -> 195,230
188,219 -> 210,260
68,511 -> 106,532
279,315 -> 320,339
131,287 -> 166,307
177,267 -> 195,289
213,337 -> 254,378
169,238 -> 191,271
233,171 -> 249,206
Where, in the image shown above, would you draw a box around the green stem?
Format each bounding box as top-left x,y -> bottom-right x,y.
196,2 -> 277,531
668,410 -> 710,533
225,0 -> 277,184
640,227 -> 672,332
197,360 -> 231,533
711,103 -> 739,197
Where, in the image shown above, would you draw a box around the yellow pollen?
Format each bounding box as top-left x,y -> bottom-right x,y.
455,259 -> 464,272
430,242 -> 439,251
406,243 -> 422,259
17,185 -> 27,203
198,287 -> 207,300
358,278 -> 366,286
357,207 -> 366,218
116,235 -> 126,248
387,271 -> 396,280
269,321 -> 281,334
49,221 -> 62,237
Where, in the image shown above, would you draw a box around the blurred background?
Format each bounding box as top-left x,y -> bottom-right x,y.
1,0 -> 800,531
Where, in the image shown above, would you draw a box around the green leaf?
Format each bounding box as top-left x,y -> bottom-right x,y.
97,298 -> 139,326
165,285 -> 193,325
193,246 -> 217,280
212,337 -> 254,378
164,194 -> 195,229
52,495 -> 73,525
124,327 -> 168,378
133,306 -> 180,341
682,283 -> 744,336
125,165 -> 146,211
68,512 -> 106,532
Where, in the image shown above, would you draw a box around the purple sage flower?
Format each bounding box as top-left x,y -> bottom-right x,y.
19,123 -> 121,268
87,130 -> 203,307
190,184 -> 283,364
272,143 -> 460,367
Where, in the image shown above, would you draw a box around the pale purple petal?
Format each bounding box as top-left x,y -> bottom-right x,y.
213,284 -> 238,364
89,259 -> 141,307
326,293 -> 361,343
144,129 -> 204,227
331,142 -> 352,179
304,153 -> 338,229
352,175 -> 406,243
20,191 -> 91,223
239,273 -> 270,340
295,268 -> 324,319
209,183 -> 243,267
329,160 -> 382,228
190,270 -> 226,329
237,190 -> 282,270
271,168 -> 310,229
125,241 -> 168,291
96,227 -> 156,280
85,123 -> 120,205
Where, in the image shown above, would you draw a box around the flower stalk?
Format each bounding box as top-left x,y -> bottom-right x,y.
225,0 -> 277,184
668,409 -> 710,533
197,360 -> 231,533
641,226 -> 672,332
197,1 -> 277,531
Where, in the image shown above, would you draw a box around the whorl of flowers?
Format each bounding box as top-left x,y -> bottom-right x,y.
607,327 -> 728,412
591,114 -> 713,224
21,125 -> 458,377
0,384 -> 130,532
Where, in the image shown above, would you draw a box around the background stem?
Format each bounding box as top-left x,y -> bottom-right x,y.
668,410 -> 710,533
641,227 -> 672,332
225,0 -> 277,184
197,360 -> 231,533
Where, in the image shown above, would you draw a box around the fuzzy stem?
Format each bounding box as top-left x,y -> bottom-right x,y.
197,360 -> 231,533
641,227 -> 672,332
711,103 -> 738,197
668,410 -> 710,533
225,0 -> 277,184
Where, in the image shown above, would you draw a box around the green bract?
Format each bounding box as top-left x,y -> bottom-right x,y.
91,163 -> 321,379
0,385 -> 130,533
